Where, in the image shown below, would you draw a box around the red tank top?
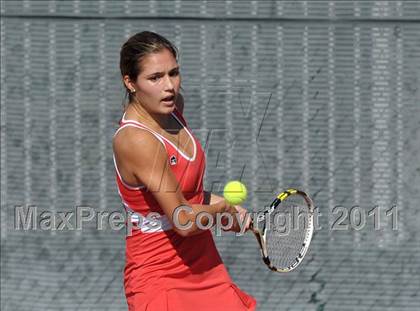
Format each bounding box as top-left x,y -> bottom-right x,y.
113,109 -> 256,311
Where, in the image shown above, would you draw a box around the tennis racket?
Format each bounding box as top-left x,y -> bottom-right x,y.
249,188 -> 314,272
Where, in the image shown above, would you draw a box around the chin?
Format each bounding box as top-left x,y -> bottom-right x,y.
159,104 -> 176,114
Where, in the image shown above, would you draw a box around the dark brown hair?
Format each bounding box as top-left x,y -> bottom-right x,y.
120,31 -> 178,104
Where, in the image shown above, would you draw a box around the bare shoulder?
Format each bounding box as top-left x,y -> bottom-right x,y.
113,126 -> 166,165
113,125 -> 178,194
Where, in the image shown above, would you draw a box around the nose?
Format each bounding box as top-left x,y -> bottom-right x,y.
163,75 -> 175,91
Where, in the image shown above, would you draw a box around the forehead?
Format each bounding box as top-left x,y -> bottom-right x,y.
139,49 -> 178,74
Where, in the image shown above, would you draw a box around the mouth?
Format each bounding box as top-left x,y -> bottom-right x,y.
161,94 -> 175,104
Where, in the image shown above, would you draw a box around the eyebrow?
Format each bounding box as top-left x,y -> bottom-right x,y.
146,66 -> 179,77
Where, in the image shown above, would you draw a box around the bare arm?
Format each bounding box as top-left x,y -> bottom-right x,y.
113,127 -> 240,236
203,191 -> 224,205
203,190 -> 251,231
175,93 -> 184,115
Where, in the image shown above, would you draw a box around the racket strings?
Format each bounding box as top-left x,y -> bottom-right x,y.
265,195 -> 310,269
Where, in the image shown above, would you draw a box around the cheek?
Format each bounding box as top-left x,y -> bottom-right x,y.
139,83 -> 160,98
173,77 -> 181,90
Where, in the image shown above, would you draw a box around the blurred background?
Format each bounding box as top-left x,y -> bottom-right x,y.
1,1 -> 419,310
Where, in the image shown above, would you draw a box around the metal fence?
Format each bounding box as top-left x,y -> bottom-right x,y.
1,1 -> 419,310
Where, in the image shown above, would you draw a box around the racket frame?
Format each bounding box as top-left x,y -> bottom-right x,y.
250,188 -> 315,273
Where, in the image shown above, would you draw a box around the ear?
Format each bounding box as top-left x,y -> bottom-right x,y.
123,75 -> 136,93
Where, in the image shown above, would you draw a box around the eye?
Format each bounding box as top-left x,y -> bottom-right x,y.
169,69 -> 180,77
149,76 -> 160,82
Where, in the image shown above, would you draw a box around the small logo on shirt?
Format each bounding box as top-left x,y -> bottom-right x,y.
170,155 -> 177,165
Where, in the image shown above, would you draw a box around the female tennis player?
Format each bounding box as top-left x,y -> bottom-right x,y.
113,31 -> 256,311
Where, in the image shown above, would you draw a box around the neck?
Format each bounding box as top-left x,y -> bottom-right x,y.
125,102 -> 171,130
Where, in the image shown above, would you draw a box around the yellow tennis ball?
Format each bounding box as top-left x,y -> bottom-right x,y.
223,181 -> 247,205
